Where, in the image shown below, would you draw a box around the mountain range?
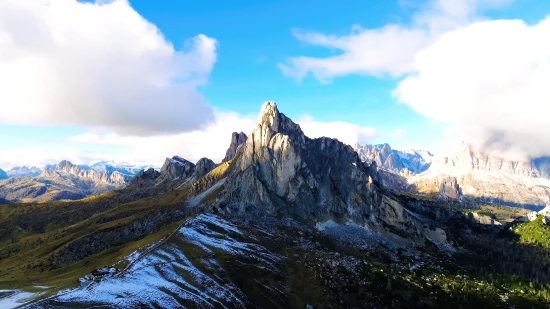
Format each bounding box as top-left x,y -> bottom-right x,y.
411,143 -> 550,208
1,102 -> 550,308
355,143 -> 434,175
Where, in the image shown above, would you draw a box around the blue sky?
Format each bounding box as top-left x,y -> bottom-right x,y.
1,0 -> 550,168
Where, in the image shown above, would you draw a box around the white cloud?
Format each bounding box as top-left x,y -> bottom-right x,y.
279,0 -> 550,159
67,111 -> 258,166
298,114 -> 379,146
0,0 -> 217,135
57,110 -> 379,167
393,128 -> 406,137
394,17 -> 550,160
278,0 -> 512,81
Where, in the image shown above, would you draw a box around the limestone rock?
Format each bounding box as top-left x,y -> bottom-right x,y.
223,132 -> 247,162
438,176 -> 462,199
215,102 -> 452,248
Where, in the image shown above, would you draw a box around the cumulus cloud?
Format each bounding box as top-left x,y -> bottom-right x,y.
279,0 -> 550,159
394,17 -> 550,160
278,0 -> 512,81
0,0 -> 217,135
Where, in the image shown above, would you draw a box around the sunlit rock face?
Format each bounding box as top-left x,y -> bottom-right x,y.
213,102 -> 452,249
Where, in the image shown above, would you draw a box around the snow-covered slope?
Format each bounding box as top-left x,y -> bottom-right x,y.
27,214 -> 284,308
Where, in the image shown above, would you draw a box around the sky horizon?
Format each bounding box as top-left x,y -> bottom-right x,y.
1,0 -> 549,169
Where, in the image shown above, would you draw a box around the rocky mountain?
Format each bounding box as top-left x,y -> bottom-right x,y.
412,143 -> 550,208
355,143 -> 433,175
5,166 -> 42,178
0,168 -> 7,180
192,102 -> 453,249
127,156 -> 217,196
222,131 -> 247,162
0,160 -> 131,202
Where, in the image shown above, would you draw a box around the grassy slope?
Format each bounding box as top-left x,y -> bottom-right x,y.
0,189 -> 190,293
0,160 -> 236,294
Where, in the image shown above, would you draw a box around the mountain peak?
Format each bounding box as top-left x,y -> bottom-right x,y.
257,101 -> 280,131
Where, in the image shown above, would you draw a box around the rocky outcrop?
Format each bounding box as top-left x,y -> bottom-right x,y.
159,156 -> 194,181
0,168 -> 7,180
127,156 -> 217,195
52,160 -> 129,186
356,143 -> 433,175
467,212 -> 501,226
222,132 -> 247,162
439,176 -> 462,199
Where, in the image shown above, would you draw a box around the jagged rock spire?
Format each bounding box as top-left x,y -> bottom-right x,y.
223,132 -> 247,163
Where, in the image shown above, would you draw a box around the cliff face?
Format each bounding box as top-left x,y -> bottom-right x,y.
439,176 -> 462,199
54,160 -> 128,186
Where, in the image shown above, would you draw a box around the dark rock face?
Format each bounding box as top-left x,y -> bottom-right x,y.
190,158 -> 217,182
222,132 -> 248,162
127,156 -> 217,195
439,176 -> 462,199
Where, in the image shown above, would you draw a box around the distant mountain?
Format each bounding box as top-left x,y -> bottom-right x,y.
89,161 -> 156,176
0,160 -> 131,202
127,155 -> 217,197
355,143 -> 433,175
6,166 -> 42,178
0,168 -> 7,180
412,143 -> 550,207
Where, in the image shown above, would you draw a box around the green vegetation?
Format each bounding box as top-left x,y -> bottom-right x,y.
473,209 -> 497,219
0,187 -> 195,293
499,215 -> 550,248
